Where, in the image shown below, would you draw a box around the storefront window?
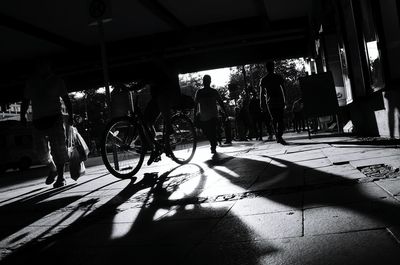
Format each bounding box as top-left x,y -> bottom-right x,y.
354,0 -> 385,91
338,44 -> 353,104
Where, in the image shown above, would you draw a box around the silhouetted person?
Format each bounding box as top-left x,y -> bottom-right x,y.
138,53 -> 181,165
195,75 -> 228,154
237,88 -> 251,141
384,90 -> 400,139
249,90 -> 264,140
260,61 -> 287,144
292,98 -> 305,133
20,59 -> 73,188
223,112 -> 233,145
260,97 -> 274,141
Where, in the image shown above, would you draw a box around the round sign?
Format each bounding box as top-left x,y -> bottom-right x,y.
89,0 -> 106,19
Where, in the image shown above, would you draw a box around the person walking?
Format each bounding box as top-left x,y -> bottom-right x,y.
292,97 -> 305,133
222,112 -> 233,145
249,90 -> 264,141
237,88 -> 251,141
194,75 -> 228,154
259,61 -> 288,145
20,59 -> 73,188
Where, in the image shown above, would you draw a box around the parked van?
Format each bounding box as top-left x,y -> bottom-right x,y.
0,121 -> 41,173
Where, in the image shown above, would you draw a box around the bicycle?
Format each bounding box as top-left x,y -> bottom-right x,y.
101,87 -> 197,179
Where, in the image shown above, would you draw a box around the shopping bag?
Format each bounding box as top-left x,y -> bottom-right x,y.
74,128 -> 89,161
68,126 -> 86,181
69,146 -> 86,181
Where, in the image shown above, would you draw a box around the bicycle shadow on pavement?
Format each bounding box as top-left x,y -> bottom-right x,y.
0,164 -> 277,265
3,151 -> 400,265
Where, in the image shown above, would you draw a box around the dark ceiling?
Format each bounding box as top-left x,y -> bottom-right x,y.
0,0 -> 314,103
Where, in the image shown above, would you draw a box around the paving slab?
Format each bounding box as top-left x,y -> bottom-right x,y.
285,143 -> 330,154
158,201 -> 236,221
189,230 -> 400,265
304,197 -> 400,235
304,182 -> 392,209
3,242 -> 195,265
294,158 -> 332,169
249,148 -> 287,156
326,149 -> 400,165
0,224 -> 66,258
58,216 -> 220,247
304,164 -> 366,185
245,156 -> 305,191
273,149 -> 326,162
376,178 -> 400,196
350,155 -> 400,169
229,193 -> 302,216
322,146 -> 388,157
205,211 -> 302,242
387,226 -> 400,243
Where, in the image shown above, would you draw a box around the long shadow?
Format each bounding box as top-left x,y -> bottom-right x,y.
0,187 -> 44,204
0,164 -> 277,265
0,171 -> 120,243
0,185 -> 81,241
0,166 -> 54,188
209,153 -> 400,214
204,153 -> 400,264
3,150 -> 400,264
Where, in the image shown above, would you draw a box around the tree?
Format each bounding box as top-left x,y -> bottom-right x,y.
70,88 -> 108,149
228,59 -> 306,106
179,73 -> 203,98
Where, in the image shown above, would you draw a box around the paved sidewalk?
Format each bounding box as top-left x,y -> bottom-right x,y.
1,132 -> 400,265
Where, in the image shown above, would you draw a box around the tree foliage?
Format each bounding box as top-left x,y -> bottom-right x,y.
70,89 -> 108,144
228,59 -> 306,106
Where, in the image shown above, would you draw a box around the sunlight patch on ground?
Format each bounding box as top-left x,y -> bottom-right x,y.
214,166 -> 240,178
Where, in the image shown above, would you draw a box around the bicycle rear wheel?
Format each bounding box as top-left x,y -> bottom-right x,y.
101,117 -> 146,178
166,113 -> 197,164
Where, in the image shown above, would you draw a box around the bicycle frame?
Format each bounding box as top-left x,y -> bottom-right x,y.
127,90 -> 165,153
102,88 -> 197,178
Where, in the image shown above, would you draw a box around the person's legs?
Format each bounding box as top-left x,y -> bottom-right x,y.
33,128 -> 58,184
294,113 -> 300,132
243,111 -> 251,140
48,119 -> 69,187
216,118 -> 223,146
202,118 -> 218,153
156,96 -> 174,136
144,98 -> 161,137
270,107 -> 286,144
257,117 -> 263,140
224,119 -> 232,144
263,112 -> 274,140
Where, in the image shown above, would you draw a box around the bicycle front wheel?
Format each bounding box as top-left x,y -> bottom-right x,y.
101,117 -> 146,178
166,113 -> 197,164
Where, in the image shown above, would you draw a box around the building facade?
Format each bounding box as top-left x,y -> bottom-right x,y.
312,0 -> 400,138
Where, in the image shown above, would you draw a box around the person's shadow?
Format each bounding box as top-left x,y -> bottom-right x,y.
202,153 -> 400,264
208,153 -> 400,219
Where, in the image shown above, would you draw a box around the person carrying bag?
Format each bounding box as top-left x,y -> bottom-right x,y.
68,126 -> 89,181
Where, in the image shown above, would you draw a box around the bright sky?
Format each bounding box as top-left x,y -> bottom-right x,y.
72,68 -> 231,97
181,67 -> 231,87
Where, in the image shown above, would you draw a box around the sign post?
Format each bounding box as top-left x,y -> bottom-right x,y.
88,0 -> 112,108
